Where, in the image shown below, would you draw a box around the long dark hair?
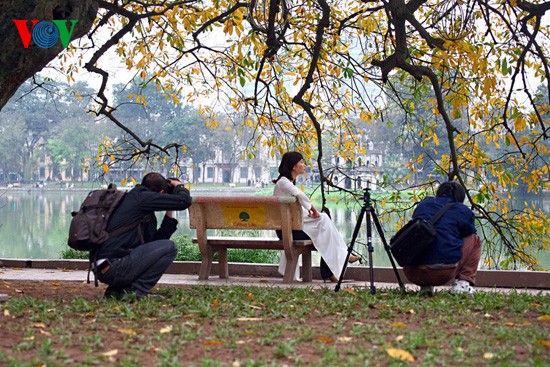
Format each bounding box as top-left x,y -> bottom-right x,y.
273,151 -> 304,184
436,181 -> 466,202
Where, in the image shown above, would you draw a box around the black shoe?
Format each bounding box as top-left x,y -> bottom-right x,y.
323,275 -> 339,283
104,287 -> 125,300
121,289 -> 165,301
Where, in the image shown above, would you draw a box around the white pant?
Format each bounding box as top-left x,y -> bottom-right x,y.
279,211 -> 348,280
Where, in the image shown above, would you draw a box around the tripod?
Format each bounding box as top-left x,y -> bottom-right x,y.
335,186 -> 405,294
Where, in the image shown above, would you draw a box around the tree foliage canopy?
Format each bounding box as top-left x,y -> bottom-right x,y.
2,0 -> 550,269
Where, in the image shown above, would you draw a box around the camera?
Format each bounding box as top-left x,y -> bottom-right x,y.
166,177 -> 181,194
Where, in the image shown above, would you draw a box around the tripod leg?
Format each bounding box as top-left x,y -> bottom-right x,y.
365,207 -> 376,295
335,205 -> 366,292
370,209 -> 405,290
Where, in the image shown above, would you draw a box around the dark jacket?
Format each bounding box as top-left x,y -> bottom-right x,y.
411,195 -> 476,265
93,184 -> 192,260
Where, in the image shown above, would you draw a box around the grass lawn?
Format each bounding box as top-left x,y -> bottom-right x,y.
1,281 -> 549,366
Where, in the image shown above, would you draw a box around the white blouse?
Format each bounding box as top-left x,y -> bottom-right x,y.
273,177 -> 312,211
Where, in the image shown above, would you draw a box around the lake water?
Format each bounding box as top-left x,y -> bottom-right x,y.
0,188 -> 548,269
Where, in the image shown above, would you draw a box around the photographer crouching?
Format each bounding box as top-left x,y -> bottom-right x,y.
91,172 -> 192,300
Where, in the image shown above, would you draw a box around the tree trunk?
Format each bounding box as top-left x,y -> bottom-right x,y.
0,0 -> 98,110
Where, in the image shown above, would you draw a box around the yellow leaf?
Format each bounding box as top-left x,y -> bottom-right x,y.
337,336 -> 353,343
102,349 -> 118,357
203,340 -> 223,346
103,163 -> 109,174
160,325 -> 173,334
483,352 -> 495,359
390,322 -> 407,328
433,133 -> 440,146
3,309 -> 10,316
535,339 -> 550,348
212,299 -> 219,307
386,347 -> 415,362
537,315 -> 550,322
342,288 -> 357,295
236,317 -> 263,321
316,336 -> 334,343
118,328 -> 136,336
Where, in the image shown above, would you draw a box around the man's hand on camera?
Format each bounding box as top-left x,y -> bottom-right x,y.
167,178 -> 182,187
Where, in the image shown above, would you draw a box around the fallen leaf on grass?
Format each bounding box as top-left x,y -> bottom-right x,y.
504,321 -> 532,327
406,309 -> 415,314
390,322 -> 407,328
159,325 -> 173,334
386,347 -> 415,362
535,340 -> 550,348
118,328 -> 136,336
483,352 -> 495,359
236,317 -> 263,322
341,288 -> 357,295
102,349 -> 118,357
203,340 -> 224,346
315,337 -> 334,343
336,336 -> 353,343
536,315 -> 550,322
4,309 -> 10,316
32,322 -> 47,329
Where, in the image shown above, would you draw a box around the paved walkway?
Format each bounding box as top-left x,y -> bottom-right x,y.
1,267 -> 548,295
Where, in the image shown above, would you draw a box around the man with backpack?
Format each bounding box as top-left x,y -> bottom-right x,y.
92,172 -> 192,300
402,181 -> 482,296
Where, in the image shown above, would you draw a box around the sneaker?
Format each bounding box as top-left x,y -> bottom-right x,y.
419,286 -> 434,296
450,279 -> 475,295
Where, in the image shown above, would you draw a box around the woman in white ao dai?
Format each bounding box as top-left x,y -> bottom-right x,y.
273,152 -> 359,281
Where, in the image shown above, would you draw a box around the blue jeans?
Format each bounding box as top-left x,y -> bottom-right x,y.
96,239 -> 177,295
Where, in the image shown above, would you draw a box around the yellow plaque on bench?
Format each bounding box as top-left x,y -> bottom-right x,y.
222,203 -> 267,227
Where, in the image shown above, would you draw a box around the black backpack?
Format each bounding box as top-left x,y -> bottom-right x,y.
67,184 -> 127,251
389,202 -> 454,267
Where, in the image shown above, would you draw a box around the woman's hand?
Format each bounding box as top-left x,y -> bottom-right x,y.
308,206 -> 320,218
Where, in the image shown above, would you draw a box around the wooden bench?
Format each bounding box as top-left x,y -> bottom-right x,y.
188,196 -> 314,283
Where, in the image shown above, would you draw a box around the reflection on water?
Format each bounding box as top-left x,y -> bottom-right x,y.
0,189 -> 548,269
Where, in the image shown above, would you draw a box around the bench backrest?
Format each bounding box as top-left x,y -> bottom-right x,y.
188,196 -> 304,231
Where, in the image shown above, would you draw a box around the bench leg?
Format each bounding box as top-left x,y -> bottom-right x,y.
301,250 -> 312,282
283,256 -> 299,283
218,248 -> 229,279
199,247 -> 215,281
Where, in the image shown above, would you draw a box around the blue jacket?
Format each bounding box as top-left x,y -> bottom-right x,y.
411,195 -> 476,265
